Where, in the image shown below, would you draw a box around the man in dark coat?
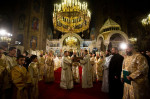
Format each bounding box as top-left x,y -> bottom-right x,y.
109,47 -> 124,99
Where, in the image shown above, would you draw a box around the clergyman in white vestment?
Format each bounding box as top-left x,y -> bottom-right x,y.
101,50 -> 113,93
80,50 -> 93,88
60,51 -> 73,89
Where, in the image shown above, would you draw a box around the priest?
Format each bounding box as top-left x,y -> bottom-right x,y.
5,47 -> 17,99
96,51 -> 105,82
71,51 -> 80,83
11,55 -> 31,99
0,47 -> 7,98
109,47 -> 124,99
80,50 -> 93,88
121,44 -> 149,99
90,54 -> 96,82
60,51 -> 73,89
45,51 -> 54,83
28,55 -> 39,99
38,51 -> 45,81
102,50 -> 113,93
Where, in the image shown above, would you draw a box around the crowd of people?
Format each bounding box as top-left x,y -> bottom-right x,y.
59,44 -> 150,99
0,43 -> 150,99
0,47 -> 55,99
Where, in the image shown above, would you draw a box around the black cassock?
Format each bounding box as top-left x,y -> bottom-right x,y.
108,54 -> 124,99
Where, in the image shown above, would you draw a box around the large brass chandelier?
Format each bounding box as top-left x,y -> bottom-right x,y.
0,29 -> 12,44
53,0 -> 91,33
141,14 -> 150,26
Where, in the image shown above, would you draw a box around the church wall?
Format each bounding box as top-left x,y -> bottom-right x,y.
12,0 -> 47,52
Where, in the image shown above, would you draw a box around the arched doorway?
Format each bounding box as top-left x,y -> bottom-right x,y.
60,33 -> 83,46
97,36 -> 106,52
108,33 -> 126,50
62,36 -> 80,51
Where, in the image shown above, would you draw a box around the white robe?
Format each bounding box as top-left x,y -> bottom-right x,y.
80,54 -> 93,88
60,56 -> 73,89
101,55 -> 113,93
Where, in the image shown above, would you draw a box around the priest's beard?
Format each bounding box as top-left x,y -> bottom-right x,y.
126,51 -> 133,56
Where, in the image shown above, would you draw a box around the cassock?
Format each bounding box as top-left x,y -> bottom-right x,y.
45,56 -> 55,83
60,56 -> 73,89
109,53 -> 124,99
80,54 -> 93,88
72,55 -> 80,83
11,65 -> 31,99
96,58 -> 104,81
38,56 -> 45,81
90,56 -> 96,82
28,62 -> 39,99
121,53 -> 149,99
101,55 -> 113,93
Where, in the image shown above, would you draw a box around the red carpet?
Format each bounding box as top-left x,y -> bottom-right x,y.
39,67 -> 109,99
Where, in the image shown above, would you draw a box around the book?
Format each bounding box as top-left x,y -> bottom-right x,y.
123,70 -> 131,84
72,57 -> 83,62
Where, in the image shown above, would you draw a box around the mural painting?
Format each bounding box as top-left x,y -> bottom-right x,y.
30,36 -> 37,50
32,17 -> 39,30
18,14 -> 25,30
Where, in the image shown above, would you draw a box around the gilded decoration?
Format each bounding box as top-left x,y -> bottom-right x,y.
53,0 -> 91,33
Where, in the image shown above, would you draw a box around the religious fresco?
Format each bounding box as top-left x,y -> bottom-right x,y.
30,36 -> 37,50
18,14 -> 25,30
47,28 -> 53,39
33,0 -> 40,13
32,17 -> 39,30
90,28 -> 96,40
17,34 -> 24,45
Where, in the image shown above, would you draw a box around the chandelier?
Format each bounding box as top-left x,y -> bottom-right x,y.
53,0 -> 91,33
141,14 -> 150,26
0,29 -> 12,44
65,36 -> 78,46
129,37 -> 137,44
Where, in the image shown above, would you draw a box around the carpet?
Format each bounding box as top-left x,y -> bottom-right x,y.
39,66 -> 109,99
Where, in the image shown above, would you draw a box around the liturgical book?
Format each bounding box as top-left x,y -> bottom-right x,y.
123,70 -> 131,84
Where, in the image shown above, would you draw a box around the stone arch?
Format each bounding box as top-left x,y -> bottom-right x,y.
107,31 -> 128,50
97,34 -> 104,41
59,33 -> 83,47
107,30 -> 128,43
